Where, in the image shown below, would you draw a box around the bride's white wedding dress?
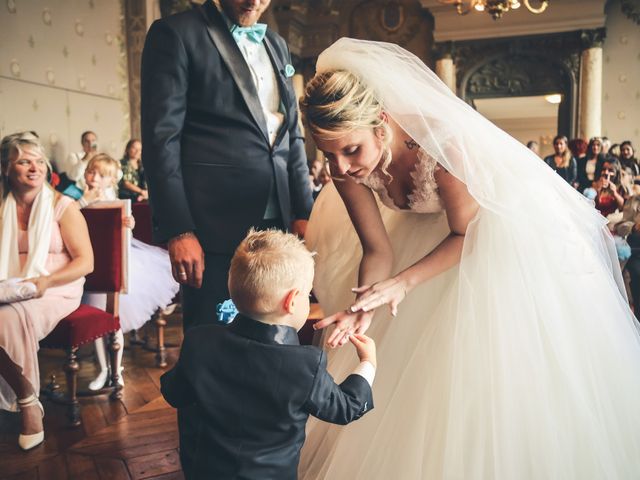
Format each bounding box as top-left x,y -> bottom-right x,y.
299,147 -> 640,479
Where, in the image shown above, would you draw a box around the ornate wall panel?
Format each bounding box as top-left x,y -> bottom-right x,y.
0,0 -> 130,165
123,0 -> 148,139
454,32 -> 583,137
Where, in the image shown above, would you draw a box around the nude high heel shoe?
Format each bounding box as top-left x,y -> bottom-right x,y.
17,393 -> 44,451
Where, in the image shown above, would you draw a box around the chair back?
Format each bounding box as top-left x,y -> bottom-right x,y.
81,206 -> 125,293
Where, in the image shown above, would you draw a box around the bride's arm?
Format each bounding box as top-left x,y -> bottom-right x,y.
336,177 -> 394,288
350,168 -> 478,313
314,176 -> 394,347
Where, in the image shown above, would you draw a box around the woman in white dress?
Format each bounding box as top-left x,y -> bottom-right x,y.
298,38 -> 640,479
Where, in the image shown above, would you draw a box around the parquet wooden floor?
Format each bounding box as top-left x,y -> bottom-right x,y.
0,313 -> 185,480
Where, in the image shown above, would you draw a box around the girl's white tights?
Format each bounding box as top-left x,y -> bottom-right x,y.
88,329 -> 125,391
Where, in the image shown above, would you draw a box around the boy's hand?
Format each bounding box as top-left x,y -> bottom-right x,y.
349,334 -> 376,368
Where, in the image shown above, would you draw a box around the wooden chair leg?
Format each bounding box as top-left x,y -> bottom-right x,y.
64,347 -> 81,427
130,329 -> 144,345
155,310 -> 167,368
109,331 -> 123,400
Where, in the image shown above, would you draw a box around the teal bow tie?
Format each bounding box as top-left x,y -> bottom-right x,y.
231,23 -> 267,44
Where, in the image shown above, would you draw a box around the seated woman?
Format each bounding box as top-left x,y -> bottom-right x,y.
78,154 -> 178,390
592,161 -> 625,218
118,139 -> 148,202
0,132 -> 93,451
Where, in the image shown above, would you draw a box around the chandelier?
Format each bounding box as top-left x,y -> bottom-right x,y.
437,0 -> 549,20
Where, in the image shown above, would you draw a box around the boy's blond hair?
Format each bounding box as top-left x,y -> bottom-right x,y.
229,229 -> 314,316
86,153 -> 121,188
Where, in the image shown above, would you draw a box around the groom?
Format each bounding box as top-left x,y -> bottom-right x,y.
141,0 -> 313,474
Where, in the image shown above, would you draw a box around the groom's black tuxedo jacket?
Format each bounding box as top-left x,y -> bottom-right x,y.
161,314 -> 374,480
141,1 -> 313,253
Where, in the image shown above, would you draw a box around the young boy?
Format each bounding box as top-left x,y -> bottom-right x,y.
161,229 -> 376,479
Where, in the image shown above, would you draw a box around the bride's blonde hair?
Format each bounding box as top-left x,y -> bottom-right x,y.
301,70 -> 393,177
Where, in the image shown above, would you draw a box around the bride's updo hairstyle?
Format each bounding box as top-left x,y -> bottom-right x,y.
301,70 -> 393,175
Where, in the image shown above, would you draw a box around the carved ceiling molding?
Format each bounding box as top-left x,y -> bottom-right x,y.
419,0 -> 606,42
349,0 -> 432,48
159,0 -> 193,17
621,0 -> 640,26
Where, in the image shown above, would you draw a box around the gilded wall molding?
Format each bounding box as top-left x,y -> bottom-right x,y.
123,0 -> 147,139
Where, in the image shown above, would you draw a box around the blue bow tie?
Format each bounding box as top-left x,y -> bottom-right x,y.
231,23 -> 267,44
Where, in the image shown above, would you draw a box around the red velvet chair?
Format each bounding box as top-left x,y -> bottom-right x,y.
40,206 -> 126,426
130,201 -> 178,367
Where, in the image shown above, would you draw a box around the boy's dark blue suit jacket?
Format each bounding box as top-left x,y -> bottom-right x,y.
161,314 -> 373,479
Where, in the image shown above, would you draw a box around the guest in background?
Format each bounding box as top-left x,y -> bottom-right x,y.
570,138 -> 589,190
0,132 -> 93,451
118,139 -> 148,202
65,131 -> 98,189
543,135 -> 577,186
609,144 -> 621,161
602,136 -> 612,157
593,161 -> 625,217
526,140 -> 540,157
309,157 -> 332,200
580,137 -> 609,191
615,195 -> 640,316
620,141 -> 639,183
79,154 -> 178,390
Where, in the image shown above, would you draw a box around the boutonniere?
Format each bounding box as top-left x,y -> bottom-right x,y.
284,63 -> 295,78
216,299 -> 238,324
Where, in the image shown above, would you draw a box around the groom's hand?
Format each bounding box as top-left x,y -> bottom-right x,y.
168,232 -> 205,288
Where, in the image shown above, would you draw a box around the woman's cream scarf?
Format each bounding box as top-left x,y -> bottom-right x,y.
0,186 -> 54,279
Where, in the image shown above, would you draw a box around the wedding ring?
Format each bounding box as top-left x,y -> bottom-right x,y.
178,270 -> 187,278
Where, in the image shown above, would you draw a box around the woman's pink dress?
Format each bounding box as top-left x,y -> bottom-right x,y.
0,195 -> 84,411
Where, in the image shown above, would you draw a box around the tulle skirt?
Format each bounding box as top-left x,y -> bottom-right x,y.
299,183 -> 640,479
84,238 -> 179,333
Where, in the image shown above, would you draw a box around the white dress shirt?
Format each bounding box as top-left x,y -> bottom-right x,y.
214,2 -> 284,219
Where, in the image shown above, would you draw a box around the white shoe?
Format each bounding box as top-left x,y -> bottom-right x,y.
17,394 -> 44,451
88,369 -> 109,391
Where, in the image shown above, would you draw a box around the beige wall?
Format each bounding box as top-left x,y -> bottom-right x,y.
602,0 -> 640,146
0,0 -> 130,170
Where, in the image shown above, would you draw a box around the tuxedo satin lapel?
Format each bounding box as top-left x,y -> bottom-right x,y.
199,2 -> 269,143
263,36 -> 292,145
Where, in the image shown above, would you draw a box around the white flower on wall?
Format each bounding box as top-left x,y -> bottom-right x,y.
75,19 -> 85,36
42,8 -> 52,26
46,68 -> 55,85
10,59 -> 20,77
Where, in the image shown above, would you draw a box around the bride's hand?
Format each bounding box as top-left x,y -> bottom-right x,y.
349,277 -> 408,316
314,310 -> 374,349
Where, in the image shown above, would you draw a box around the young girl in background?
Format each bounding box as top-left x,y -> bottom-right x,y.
79,154 -> 179,389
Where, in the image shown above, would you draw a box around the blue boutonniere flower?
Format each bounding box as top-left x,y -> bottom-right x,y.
216,299 -> 238,324
284,63 -> 295,78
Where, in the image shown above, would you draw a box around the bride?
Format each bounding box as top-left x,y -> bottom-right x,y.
298,38 -> 640,479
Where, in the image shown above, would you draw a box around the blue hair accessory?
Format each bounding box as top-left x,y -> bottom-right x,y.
216,299 -> 238,324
